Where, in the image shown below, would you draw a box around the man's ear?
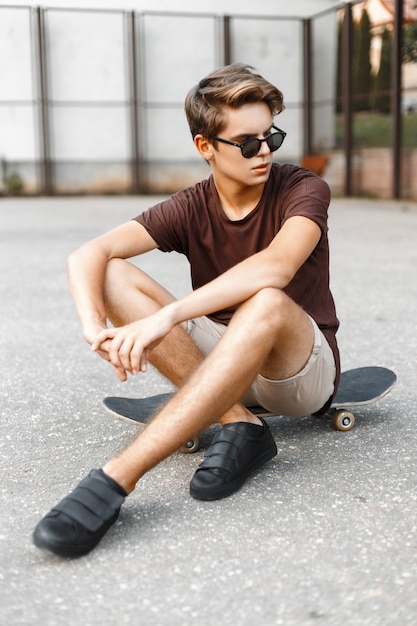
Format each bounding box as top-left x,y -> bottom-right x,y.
194,134 -> 214,162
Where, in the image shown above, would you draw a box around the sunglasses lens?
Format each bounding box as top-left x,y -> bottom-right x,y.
240,131 -> 285,158
241,139 -> 260,159
267,132 -> 284,152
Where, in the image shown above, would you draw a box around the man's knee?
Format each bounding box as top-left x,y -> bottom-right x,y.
245,288 -> 294,328
106,258 -> 131,282
104,258 -> 138,292
103,259 -> 139,309
104,259 -> 175,314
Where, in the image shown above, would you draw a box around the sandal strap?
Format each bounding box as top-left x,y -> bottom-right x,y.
53,469 -> 126,532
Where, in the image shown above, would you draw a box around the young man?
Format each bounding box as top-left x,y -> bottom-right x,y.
33,64 -> 339,558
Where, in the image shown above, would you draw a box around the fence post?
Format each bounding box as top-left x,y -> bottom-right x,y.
34,7 -> 53,195
342,2 -> 353,196
127,10 -> 141,194
392,0 -> 403,199
302,18 -> 312,157
222,15 -> 231,65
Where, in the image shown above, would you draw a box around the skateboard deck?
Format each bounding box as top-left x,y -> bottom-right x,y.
325,365 -> 396,431
103,366 -> 396,451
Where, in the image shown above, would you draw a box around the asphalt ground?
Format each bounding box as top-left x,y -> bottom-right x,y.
1,194 -> 417,626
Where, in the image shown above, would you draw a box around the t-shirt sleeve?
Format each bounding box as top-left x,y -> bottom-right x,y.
133,192 -> 190,254
280,170 -> 331,237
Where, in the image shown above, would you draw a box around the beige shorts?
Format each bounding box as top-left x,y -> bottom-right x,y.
187,314 -> 336,417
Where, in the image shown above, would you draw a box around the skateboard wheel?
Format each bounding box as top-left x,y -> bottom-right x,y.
180,437 -> 200,454
332,410 -> 355,432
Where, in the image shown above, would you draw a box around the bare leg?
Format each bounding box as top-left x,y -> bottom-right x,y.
103,287 -> 314,493
103,258 -> 202,386
32,287 -> 315,556
103,258 -> 259,424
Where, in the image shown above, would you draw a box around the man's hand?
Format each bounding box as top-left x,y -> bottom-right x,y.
83,322 -> 128,382
91,310 -> 175,378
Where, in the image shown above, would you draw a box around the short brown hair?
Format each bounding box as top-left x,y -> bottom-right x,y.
185,63 -> 284,139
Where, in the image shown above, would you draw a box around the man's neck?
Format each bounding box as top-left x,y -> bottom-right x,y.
214,177 -> 266,221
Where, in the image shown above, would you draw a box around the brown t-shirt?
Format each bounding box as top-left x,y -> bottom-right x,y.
134,163 -> 340,397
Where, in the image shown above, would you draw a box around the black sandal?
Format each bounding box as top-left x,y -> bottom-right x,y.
33,469 -> 127,558
189,419 -> 277,501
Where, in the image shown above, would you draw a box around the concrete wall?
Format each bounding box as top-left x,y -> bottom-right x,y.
0,1 -> 340,195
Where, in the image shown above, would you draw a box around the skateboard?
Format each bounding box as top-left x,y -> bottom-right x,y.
103,366 -> 396,453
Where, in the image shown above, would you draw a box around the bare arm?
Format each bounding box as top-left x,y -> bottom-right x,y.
67,219 -> 158,345
92,215 -> 321,375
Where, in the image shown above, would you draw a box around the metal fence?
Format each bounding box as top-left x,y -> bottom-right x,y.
0,1 -> 412,199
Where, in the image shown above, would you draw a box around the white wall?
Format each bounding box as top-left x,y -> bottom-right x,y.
0,8 -> 36,160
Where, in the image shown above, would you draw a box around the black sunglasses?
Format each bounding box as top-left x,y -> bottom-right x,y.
210,125 -> 286,159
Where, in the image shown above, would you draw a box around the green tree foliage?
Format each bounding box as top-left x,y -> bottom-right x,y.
374,28 -> 392,113
403,21 -> 417,63
354,9 -> 373,111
